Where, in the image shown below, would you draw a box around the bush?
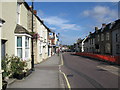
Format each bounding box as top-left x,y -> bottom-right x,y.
10,56 -> 27,77
2,55 -> 27,80
2,54 -> 11,80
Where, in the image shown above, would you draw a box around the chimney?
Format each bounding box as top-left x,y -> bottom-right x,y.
89,32 -> 92,34
33,10 -> 37,15
29,6 -> 37,15
29,6 -> 33,10
102,23 -> 106,28
95,27 -> 98,31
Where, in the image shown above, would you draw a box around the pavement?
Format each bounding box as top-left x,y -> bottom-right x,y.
7,54 -> 65,88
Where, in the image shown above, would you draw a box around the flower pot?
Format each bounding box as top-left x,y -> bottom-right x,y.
13,73 -> 24,80
2,80 -> 8,90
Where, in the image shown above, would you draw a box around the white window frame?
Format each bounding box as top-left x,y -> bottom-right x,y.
101,34 -> 104,41
106,33 -> 110,41
16,36 -> 22,58
15,34 -> 31,60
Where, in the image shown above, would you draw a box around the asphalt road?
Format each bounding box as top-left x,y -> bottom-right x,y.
61,52 -> 120,88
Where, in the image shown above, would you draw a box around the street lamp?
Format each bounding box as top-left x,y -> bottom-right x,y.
31,0 -> 34,71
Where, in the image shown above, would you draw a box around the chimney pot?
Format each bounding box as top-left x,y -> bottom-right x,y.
95,27 -> 98,31
102,23 -> 106,27
89,32 -> 92,34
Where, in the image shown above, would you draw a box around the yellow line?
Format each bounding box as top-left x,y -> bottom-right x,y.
59,70 -> 71,90
59,54 -> 64,66
59,54 -> 71,90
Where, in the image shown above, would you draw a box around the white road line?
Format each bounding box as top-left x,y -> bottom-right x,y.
97,65 -> 120,76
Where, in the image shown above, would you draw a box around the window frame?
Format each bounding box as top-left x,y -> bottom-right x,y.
15,34 -> 31,60
106,32 -> 110,41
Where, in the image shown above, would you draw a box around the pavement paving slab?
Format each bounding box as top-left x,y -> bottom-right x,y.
7,54 -> 62,88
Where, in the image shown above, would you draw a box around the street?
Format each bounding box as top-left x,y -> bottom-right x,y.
61,52 -> 120,88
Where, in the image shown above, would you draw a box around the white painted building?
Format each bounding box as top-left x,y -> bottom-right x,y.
82,37 -> 88,52
1,1 -> 32,72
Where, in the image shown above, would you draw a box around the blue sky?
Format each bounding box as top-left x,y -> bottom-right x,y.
27,2 -> 118,45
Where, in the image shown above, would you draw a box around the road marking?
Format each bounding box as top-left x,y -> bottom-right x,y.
59,54 -> 64,66
97,65 -> 120,76
59,69 -> 71,90
59,54 -> 71,90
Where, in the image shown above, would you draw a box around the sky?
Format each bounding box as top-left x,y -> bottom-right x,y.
27,1 -> 118,45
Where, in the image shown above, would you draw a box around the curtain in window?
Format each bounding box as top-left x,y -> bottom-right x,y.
17,48 -> 22,58
17,37 -> 22,47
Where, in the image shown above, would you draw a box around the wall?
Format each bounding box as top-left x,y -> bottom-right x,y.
112,28 -> 120,56
1,2 -> 17,56
20,3 -> 28,29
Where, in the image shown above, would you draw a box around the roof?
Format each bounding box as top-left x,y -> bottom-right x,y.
98,19 -> 120,32
14,24 -> 30,35
0,18 -> 5,23
88,32 -> 95,39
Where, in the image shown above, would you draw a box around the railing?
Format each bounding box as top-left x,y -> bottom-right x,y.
74,52 -> 120,64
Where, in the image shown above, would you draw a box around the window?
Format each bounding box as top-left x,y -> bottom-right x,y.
116,44 -> 120,54
105,43 -> 111,53
25,37 -> 29,58
116,33 -> 120,42
106,33 -> 110,40
101,34 -> 104,41
16,36 -> 31,59
17,37 -> 22,58
98,35 -> 100,41
92,39 -> 94,45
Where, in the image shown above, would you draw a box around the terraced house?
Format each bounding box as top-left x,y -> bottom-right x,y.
75,19 -> 120,56
0,0 -> 60,89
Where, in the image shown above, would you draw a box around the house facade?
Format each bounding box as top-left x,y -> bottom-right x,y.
81,37 -> 88,52
75,19 -> 120,56
1,0 -> 33,71
111,19 -> 120,56
88,32 -> 95,53
0,18 -> 5,90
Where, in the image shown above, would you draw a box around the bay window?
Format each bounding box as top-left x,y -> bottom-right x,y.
15,35 -> 31,60
17,37 -> 22,58
25,37 -> 29,58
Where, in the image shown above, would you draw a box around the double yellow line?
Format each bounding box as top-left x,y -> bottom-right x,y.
59,54 -> 71,90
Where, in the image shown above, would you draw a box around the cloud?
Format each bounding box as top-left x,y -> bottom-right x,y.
43,16 -> 81,31
82,6 -> 118,24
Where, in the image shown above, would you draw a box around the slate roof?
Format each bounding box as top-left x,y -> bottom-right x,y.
14,24 -> 30,35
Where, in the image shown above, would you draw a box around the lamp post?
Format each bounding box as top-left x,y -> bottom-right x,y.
31,0 -> 34,71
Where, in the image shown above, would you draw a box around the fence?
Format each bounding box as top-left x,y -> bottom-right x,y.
74,52 -> 120,64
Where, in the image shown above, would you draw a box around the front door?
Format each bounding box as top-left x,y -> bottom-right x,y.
1,40 -> 6,60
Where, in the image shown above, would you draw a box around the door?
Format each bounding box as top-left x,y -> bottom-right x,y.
1,40 -> 6,60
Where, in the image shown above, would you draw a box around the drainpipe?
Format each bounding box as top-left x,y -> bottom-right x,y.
31,0 -> 34,71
